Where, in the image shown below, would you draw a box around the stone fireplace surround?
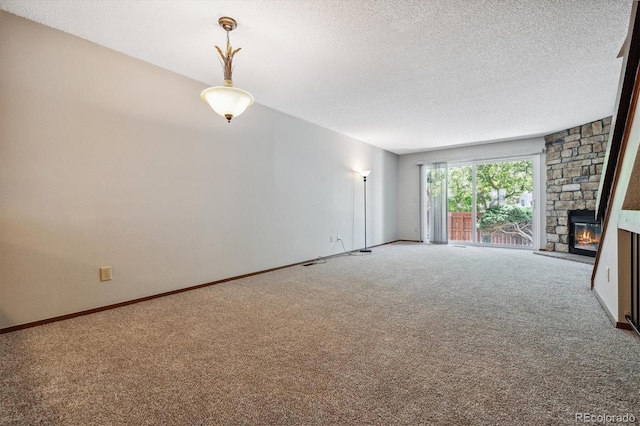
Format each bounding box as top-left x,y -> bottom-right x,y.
544,117 -> 611,253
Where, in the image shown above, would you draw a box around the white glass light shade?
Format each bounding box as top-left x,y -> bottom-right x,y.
201,85 -> 254,122
360,170 -> 371,177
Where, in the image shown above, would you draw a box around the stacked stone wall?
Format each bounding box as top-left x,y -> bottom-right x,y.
544,117 -> 611,252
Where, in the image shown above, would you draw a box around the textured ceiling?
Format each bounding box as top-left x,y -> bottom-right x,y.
0,0 -> 632,154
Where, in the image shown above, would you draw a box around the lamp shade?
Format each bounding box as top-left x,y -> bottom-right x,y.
360,170 -> 371,177
201,85 -> 254,122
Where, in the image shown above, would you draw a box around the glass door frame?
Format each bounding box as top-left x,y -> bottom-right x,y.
445,154 -> 540,249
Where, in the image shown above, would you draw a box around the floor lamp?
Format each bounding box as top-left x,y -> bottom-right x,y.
360,170 -> 371,253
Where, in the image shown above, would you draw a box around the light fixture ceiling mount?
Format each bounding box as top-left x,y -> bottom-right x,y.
200,16 -> 254,123
217,16 -> 237,32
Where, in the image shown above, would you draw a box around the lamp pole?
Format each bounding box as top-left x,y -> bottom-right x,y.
360,171 -> 371,253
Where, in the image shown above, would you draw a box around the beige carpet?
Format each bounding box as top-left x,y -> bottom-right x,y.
1,242 -> 639,425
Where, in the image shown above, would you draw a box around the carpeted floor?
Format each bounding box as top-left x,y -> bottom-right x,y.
1,242 -> 639,425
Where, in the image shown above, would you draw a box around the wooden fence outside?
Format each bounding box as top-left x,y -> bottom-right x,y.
448,212 -> 531,246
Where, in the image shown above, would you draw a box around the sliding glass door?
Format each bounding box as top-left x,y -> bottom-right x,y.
444,158 -> 535,247
475,160 -> 533,246
447,164 -> 473,243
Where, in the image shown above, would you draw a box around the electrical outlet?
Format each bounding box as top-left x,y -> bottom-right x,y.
100,266 -> 112,282
337,234 -> 342,241
329,235 -> 333,243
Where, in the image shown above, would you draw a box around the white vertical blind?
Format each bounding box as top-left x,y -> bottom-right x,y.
427,162 -> 448,244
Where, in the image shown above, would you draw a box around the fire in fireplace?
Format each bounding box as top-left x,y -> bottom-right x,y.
568,210 -> 601,257
575,224 -> 600,250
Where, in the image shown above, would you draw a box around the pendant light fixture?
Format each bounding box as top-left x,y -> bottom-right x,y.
201,17 -> 254,123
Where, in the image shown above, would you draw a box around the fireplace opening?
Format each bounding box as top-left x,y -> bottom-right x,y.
568,210 -> 601,257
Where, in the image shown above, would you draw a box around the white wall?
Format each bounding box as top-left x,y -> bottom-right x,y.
592,105 -> 640,323
0,12 -> 398,329
398,138 -> 546,245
